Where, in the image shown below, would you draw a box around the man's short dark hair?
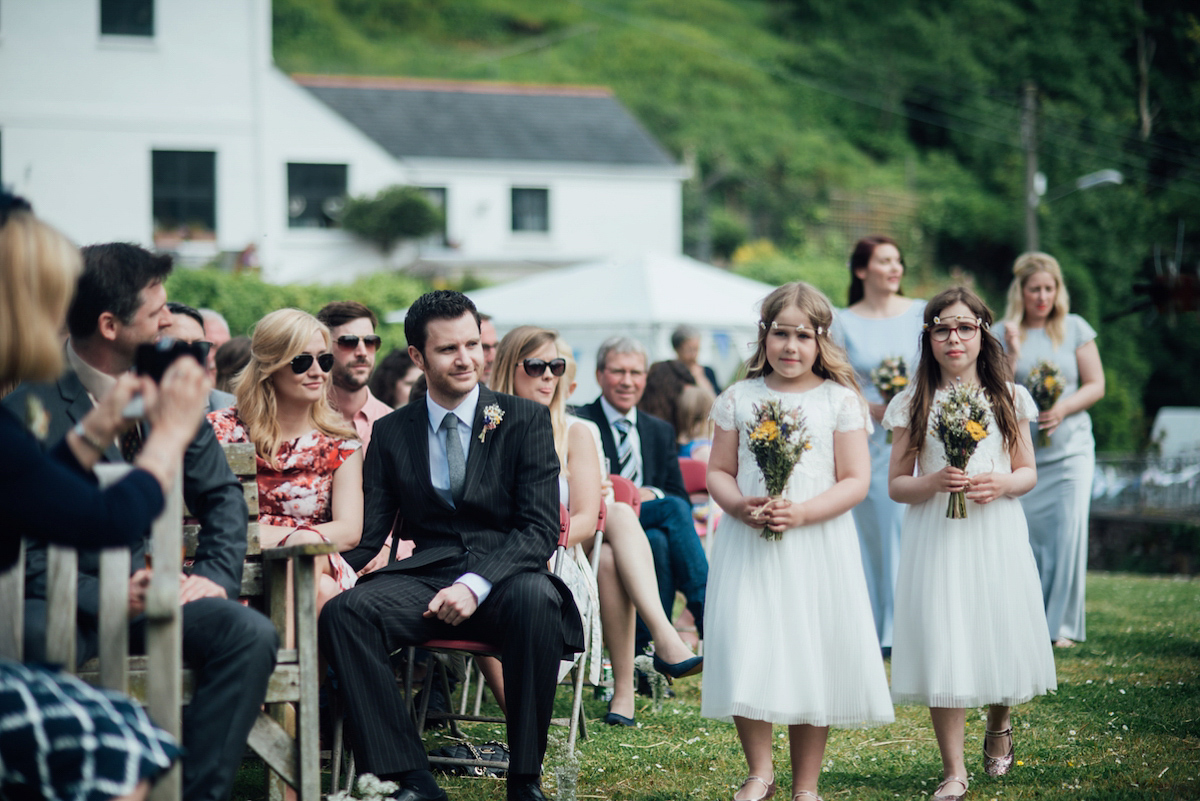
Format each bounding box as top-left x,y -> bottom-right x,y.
317,301 -> 378,331
403,290 -> 479,355
167,301 -> 205,331
368,347 -> 416,407
68,243 -> 173,340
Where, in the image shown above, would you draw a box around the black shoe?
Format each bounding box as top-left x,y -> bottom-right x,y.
604,703 -> 636,726
416,683 -> 453,729
508,779 -> 549,801
392,788 -> 448,801
652,653 -> 703,682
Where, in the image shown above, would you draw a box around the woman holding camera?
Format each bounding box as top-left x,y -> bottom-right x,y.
0,192 -> 211,801
208,308 -> 364,615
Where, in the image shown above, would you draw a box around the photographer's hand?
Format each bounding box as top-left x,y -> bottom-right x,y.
134,359 -> 211,494
67,374 -> 144,470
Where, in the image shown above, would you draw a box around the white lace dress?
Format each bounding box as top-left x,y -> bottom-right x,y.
883,384 -> 1057,707
701,378 -> 894,727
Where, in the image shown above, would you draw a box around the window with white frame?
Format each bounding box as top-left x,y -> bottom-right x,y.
101,0 -> 154,36
152,150 -> 216,238
287,163 -> 347,228
511,187 -> 549,232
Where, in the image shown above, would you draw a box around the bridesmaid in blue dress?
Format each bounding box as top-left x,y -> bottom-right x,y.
830,236 -> 925,655
995,252 -> 1105,647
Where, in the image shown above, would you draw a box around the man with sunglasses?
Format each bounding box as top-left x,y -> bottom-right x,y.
164,301 -> 235,414
2,243 -> 277,801
317,301 -> 393,450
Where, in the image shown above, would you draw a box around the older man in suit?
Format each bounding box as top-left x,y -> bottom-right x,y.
2,243 -> 277,801
575,336 -> 708,656
321,290 -> 580,801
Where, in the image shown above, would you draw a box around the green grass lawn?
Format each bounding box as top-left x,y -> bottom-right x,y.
237,572 -> 1200,800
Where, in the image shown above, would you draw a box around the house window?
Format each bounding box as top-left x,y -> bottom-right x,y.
511,187 -> 549,232
101,0 -> 154,36
288,163 -> 347,229
152,150 -> 216,238
420,187 -> 448,246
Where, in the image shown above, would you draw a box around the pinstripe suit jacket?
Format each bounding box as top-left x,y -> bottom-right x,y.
345,387 -> 582,650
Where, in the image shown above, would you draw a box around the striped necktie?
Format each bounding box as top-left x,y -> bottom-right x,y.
614,417 -> 642,486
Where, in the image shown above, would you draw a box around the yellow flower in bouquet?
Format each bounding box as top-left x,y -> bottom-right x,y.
1024,360 -> 1064,447
932,382 -> 992,519
745,399 -> 811,540
870,356 -> 908,443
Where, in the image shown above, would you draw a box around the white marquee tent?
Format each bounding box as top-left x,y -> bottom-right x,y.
460,253 -> 777,401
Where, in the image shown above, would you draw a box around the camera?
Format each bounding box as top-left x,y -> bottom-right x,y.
134,337 -> 211,383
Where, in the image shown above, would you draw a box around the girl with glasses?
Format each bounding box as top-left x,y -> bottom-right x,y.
208,308 -> 364,615
883,287 -> 1056,801
486,326 -> 701,726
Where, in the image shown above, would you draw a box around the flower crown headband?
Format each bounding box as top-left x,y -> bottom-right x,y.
759,320 -> 827,336
922,314 -> 990,332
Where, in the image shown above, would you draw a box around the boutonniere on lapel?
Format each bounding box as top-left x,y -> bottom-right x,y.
24,395 -> 50,441
479,403 -> 504,443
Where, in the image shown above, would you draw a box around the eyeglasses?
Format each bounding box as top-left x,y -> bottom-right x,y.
522,358 -> 567,377
290,352 -> 335,374
335,335 -> 382,350
925,315 -> 985,342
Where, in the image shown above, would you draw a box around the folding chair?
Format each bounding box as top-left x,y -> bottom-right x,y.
678,456 -> 714,554
609,474 -> 642,517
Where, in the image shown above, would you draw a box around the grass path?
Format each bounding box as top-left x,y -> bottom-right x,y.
238,572 -> 1200,800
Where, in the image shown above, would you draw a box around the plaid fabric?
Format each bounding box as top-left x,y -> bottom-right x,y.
0,661 -> 178,801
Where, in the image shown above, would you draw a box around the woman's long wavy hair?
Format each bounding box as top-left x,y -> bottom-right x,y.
905,287 -> 1020,458
0,198 -> 81,387
233,308 -> 355,468
1002,251 -> 1071,349
488,325 -> 569,476
746,282 -> 863,398
847,235 -> 904,306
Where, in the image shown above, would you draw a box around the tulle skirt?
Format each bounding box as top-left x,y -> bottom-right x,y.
891,494 -> 1057,707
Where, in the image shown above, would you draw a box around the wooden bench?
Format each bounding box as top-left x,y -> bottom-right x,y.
0,442 -> 331,801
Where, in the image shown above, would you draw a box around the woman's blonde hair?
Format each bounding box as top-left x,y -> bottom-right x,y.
489,325 -> 569,474
1002,251 -> 1071,348
675,383 -> 715,443
234,308 -> 356,468
746,281 -> 863,397
0,203 -> 81,386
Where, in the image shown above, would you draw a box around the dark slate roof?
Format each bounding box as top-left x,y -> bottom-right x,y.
293,75 -> 677,167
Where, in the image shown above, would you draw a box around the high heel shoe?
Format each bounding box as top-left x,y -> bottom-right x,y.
603,703 -> 636,727
733,776 -> 775,801
931,776 -> 968,801
983,727 -> 1014,776
651,653 -> 703,682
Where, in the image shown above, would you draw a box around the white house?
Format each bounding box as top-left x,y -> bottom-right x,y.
0,0 -> 687,284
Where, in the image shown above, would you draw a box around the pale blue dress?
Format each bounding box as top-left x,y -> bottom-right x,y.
831,299 -> 926,649
994,314 -> 1098,642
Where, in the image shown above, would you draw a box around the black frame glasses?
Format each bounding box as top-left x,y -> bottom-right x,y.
522,358 -> 567,377
290,352 -> 335,374
335,335 -> 382,350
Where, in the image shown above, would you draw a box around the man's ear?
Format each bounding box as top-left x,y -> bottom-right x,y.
408,344 -> 425,371
96,312 -> 121,343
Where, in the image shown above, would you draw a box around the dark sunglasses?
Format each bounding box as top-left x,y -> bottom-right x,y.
335,335 -> 382,350
522,358 -> 567,377
290,352 -> 335,374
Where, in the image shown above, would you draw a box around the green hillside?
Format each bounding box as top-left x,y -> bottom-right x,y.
270,0 -> 1200,450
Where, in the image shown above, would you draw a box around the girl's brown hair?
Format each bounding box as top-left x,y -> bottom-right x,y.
234,308 -> 355,468
746,282 -> 862,397
904,287 -> 1020,458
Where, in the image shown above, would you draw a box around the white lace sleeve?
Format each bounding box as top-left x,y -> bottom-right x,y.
1012,383 -> 1038,422
710,384 -> 738,431
881,387 -> 913,431
834,385 -> 872,434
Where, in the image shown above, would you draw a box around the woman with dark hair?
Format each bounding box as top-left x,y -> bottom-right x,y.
638,359 -> 696,437
830,235 -> 925,656
671,325 -> 720,394
0,192 -> 206,801
368,347 -> 422,409
213,335 -> 251,395
995,252 -> 1104,647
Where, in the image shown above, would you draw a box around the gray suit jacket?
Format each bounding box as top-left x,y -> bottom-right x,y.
3,369 -> 248,615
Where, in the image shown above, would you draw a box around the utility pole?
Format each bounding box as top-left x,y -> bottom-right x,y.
1022,81 -> 1039,253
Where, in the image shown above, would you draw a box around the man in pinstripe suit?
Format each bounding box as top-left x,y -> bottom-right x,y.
321,291 -> 582,801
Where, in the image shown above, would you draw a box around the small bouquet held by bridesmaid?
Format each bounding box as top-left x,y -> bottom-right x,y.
869,356 -> 909,443
746,399 -> 812,540
932,382 -> 992,519
1024,360 -> 1063,447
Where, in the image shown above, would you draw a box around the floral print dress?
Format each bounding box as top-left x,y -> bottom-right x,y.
208,408 -> 361,590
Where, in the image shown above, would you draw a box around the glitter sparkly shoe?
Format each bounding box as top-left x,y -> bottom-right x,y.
931,776 -> 968,801
983,727 -> 1015,777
